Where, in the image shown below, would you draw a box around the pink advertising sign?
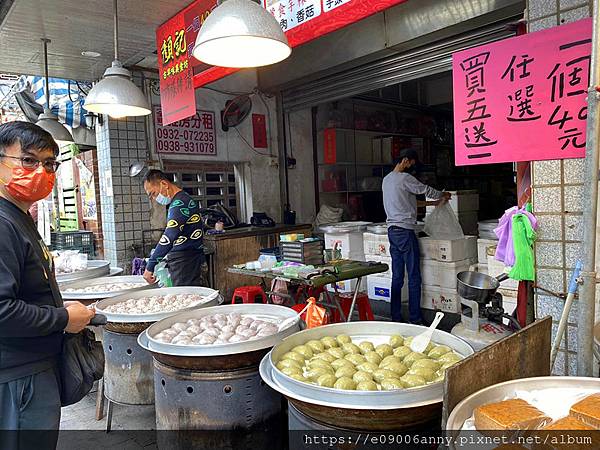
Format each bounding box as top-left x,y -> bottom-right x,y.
453,18 -> 592,166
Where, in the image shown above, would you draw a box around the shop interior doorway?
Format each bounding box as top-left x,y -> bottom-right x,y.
313,71 -> 517,226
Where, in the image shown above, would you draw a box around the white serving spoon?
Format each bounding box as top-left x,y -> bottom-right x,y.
410,311 -> 445,354
278,303 -> 311,332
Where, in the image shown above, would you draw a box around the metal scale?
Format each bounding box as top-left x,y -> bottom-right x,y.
451,271 -> 521,351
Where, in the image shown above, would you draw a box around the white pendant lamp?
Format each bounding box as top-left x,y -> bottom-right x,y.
193,0 -> 291,68
35,38 -> 74,145
84,0 -> 151,118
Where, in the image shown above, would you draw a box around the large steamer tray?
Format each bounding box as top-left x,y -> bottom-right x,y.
261,321 -> 474,410
95,286 -> 220,323
138,304 -> 302,357
60,275 -> 157,300
55,260 -> 111,284
446,376 -> 600,434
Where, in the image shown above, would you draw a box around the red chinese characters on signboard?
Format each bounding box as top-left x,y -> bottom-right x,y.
154,106 -> 217,156
156,13 -> 196,125
452,18 -> 592,165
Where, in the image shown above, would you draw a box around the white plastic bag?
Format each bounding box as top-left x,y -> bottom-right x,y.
423,202 -> 464,240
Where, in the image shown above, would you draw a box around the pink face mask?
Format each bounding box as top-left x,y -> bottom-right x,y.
1,164 -> 55,202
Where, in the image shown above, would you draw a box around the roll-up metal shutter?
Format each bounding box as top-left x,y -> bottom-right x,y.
281,20 -> 519,112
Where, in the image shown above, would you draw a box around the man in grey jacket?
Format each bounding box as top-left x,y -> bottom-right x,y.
382,148 -> 450,324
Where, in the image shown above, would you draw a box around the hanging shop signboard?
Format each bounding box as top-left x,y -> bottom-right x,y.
154,106 -> 217,156
156,11 -> 196,125
452,18 -> 592,166
191,0 -> 408,87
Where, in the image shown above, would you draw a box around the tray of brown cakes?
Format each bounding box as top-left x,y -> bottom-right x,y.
446,376 -> 600,449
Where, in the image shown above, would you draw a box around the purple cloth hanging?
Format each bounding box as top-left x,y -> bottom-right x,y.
494,207 -> 538,267
131,257 -> 146,275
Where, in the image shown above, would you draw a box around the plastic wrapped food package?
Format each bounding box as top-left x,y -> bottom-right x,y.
54,251 -> 88,274
152,313 -> 280,346
275,333 -> 465,392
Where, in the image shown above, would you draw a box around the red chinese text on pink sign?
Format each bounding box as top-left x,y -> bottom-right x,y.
452,18 -> 592,166
154,106 -> 217,156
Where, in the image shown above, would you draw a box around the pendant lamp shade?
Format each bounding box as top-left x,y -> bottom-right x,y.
193,0 -> 291,68
84,0 -> 151,118
35,38 -> 74,144
84,61 -> 151,118
36,108 -> 75,144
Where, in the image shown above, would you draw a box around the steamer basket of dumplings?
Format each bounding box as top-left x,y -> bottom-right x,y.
94,287 -> 220,407
60,275 -> 157,300
446,376 -> 600,449
260,321 -> 474,431
137,304 -> 302,436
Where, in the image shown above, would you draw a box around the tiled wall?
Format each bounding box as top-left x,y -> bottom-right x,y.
96,74 -> 152,272
527,0 -> 591,375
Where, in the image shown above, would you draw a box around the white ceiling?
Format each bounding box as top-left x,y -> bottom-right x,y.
0,0 -> 192,81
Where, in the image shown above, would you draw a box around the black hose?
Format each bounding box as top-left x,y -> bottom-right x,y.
501,313 -> 522,331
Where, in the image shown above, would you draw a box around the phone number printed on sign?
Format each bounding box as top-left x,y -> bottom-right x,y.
154,106 -> 217,156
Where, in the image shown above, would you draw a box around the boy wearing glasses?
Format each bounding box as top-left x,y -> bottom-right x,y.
0,121 -> 94,448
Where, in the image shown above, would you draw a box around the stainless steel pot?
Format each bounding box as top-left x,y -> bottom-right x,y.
55,260 -> 111,284
60,275 -> 157,300
456,271 -> 509,303
95,286 -> 220,323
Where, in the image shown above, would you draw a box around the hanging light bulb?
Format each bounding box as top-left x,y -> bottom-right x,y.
35,38 -> 74,145
193,0 -> 291,68
84,0 -> 151,118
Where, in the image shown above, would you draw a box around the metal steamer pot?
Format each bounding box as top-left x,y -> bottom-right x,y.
260,321 -> 474,431
95,287 -> 220,406
456,271 -> 509,303
60,275 -> 157,301
55,260 -> 111,284
137,304 -> 302,433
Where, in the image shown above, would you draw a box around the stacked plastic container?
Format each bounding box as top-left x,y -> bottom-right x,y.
363,224 -> 396,304
426,190 -> 479,235
419,235 -> 477,314
321,222 -> 371,293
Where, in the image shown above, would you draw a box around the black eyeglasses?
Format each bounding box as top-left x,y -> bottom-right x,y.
1,155 -> 61,173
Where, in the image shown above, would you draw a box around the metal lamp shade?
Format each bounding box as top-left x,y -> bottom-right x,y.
193,0 -> 291,68
84,62 -> 151,118
36,108 -> 74,144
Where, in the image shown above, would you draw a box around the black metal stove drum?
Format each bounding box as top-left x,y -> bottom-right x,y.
93,287 -> 220,430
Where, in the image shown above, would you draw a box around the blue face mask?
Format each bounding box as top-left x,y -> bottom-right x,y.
155,184 -> 171,205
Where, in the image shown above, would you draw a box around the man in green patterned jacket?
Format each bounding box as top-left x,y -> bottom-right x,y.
143,169 -> 206,286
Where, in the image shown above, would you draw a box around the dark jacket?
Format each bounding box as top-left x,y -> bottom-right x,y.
0,198 -> 68,383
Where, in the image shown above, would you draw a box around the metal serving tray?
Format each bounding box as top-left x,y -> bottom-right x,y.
446,376 -> 600,433
95,286 -> 220,323
60,275 -> 157,300
55,260 -> 111,284
261,321 -> 474,410
138,304 -> 301,357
